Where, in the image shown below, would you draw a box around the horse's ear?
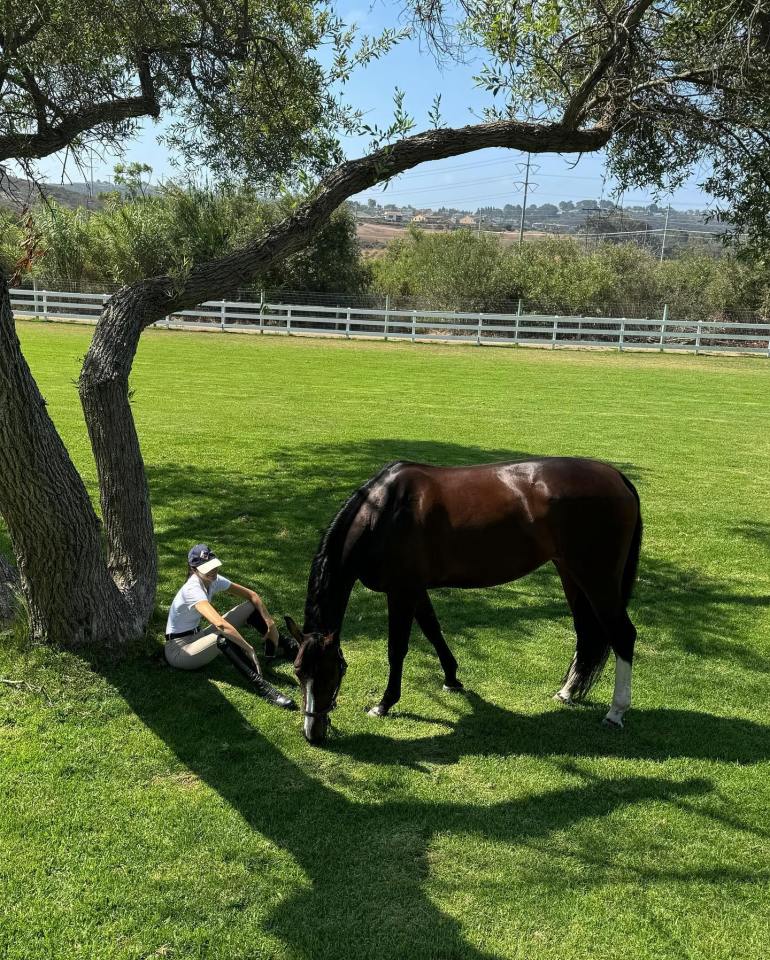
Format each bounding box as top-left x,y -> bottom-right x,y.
284,615 -> 304,644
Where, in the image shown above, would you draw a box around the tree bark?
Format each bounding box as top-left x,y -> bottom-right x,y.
0,276 -> 131,647
78,282 -> 165,628
0,550 -> 19,625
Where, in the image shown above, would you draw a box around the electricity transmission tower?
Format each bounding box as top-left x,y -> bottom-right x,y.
513,154 -> 540,248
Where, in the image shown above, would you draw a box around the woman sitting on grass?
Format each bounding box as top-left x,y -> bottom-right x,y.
164,543 -> 298,709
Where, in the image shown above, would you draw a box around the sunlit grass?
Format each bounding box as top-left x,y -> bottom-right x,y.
1,322 -> 769,960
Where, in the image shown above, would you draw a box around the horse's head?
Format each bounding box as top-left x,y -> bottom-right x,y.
285,616 -> 348,744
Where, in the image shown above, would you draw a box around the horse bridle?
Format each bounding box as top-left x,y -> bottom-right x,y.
301,647 -> 347,723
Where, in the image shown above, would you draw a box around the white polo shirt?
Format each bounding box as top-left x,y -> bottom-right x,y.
166,573 -> 232,636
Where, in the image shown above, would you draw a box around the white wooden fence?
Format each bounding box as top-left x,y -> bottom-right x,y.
9,287 -> 770,356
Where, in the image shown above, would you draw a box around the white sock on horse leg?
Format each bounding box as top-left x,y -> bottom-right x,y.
604,657 -> 632,726
555,658 -> 580,703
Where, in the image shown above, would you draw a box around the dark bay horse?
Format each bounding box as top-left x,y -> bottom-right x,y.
286,458 -> 642,744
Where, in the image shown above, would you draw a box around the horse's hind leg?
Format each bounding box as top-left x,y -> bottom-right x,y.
572,572 -> 637,728
599,609 -> 636,728
368,591 -> 415,718
414,591 -> 464,693
553,564 -> 605,706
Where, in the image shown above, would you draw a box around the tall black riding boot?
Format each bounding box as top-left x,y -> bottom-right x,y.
216,636 -> 296,710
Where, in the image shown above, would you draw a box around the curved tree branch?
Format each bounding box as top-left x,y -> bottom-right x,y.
78,113 -> 611,608
166,116 -> 613,313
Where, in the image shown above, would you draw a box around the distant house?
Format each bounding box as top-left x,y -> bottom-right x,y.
458,215 -> 477,227
384,211 -> 405,222
411,213 -> 447,225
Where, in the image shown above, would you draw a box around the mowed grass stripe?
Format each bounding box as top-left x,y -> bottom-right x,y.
1,321 -> 768,960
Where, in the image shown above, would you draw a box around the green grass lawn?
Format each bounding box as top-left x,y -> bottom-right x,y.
1,322 -> 769,960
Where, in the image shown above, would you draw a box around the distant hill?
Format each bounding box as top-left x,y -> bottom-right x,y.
0,176 -> 153,213
58,180 -> 147,198
0,174 -> 101,212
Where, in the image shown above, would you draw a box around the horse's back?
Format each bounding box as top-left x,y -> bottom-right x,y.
388,457 -> 634,513
364,458 -> 638,589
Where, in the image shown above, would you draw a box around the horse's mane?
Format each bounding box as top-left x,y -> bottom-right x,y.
304,461 -> 403,632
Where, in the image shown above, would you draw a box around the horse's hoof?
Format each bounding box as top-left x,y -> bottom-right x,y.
367,704 -> 389,717
442,681 -> 464,693
553,692 -> 574,706
602,715 -> 624,729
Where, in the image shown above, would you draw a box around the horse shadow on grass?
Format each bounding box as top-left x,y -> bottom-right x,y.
106,659 -> 722,960
332,690 -> 770,770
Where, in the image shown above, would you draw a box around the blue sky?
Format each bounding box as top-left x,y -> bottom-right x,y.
38,1 -> 712,212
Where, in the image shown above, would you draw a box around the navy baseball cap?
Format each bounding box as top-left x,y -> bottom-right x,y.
188,543 -> 222,574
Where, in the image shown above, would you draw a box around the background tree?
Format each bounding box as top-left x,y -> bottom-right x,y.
371,227 -> 516,309
1,0 -> 768,649
112,162 -> 154,201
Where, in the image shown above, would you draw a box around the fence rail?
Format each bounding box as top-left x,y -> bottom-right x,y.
9,288 -> 770,356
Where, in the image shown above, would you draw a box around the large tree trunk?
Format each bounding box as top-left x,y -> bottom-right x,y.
0,550 -> 19,625
78,282 -> 165,629
0,276 -> 131,648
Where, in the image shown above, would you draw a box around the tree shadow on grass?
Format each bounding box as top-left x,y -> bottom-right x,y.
147,438 -> 769,676
91,438 -> 770,957
731,521 -> 770,553
104,659 -> 716,960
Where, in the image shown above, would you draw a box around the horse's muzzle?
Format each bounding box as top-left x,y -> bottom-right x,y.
303,714 -> 330,744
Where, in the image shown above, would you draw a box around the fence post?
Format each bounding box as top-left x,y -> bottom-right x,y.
384,294 -> 390,341
42,289 -> 48,320
259,293 -> 265,334
551,315 -> 558,349
32,278 -> 39,317
659,303 -> 668,351
514,306 -> 521,344
220,300 -> 226,332
411,311 -> 416,342
287,305 -> 292,335
346,306 -> 351,339
695,319 -> 702,354
477,313 -> 483,345
619,316 -> 626,352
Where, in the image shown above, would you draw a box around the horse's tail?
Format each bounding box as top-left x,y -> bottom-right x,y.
560,586 -> 610,700
619,472 -> 643,608
561,470 -> 642,701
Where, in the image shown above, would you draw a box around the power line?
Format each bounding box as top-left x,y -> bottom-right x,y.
355,178 -> 712,204
660,202 -> 671,262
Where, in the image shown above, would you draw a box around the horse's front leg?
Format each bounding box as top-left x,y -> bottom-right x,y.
368,592 -> 415,717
